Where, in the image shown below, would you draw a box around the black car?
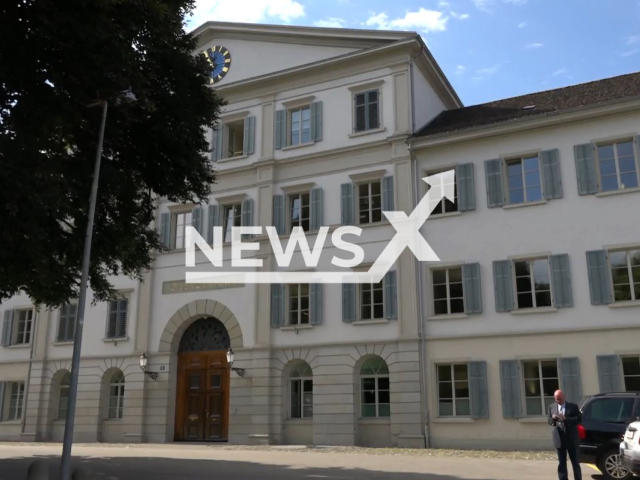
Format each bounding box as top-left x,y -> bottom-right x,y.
579,392 -> 640,480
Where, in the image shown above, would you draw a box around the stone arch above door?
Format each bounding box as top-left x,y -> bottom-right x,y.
159,299 -> 243,353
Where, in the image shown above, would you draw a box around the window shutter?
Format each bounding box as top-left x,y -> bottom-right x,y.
354,93 -> 366,132
492,260 -> 513,312
484,159 -> 505,208
243,116 -> 255,155
469,361 -> 489,419
0,382 -> 5,421
57,305 -> 68,342
586,250 -> 612,305
191,206 -> 203,236
342,283 -> 356,323
212,125 -> 224,162
241,198 -> 255,239
310,101 -> 323,142
159,213 -> 170,248
207,204 -> 218,244
462,263 -> 482,314
367,90 -> 380,130
310,283 -> 323,325
574,143 -> 597,195
341,183 -> 354,225
541,149 -> 563,200
456,163 -> 476,211
596,355 -> 622,393
2,310 -> 14,347
310,187 -> 323,231
116,298 -> 128,338
273,195 -> 285,235
270,284 -> 284,328
107,300 -> 118,339
382,176 -> 394,212
550,254 -> 573,308
499,360 -> 522,419
559,357 -> 583,404
275,109 -> 286,150
383,270 -> 398,319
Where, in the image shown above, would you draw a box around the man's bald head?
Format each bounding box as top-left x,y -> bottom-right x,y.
554,390 -> 565,404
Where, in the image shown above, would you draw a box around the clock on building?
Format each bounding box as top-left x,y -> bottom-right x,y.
203,46 -> 231,84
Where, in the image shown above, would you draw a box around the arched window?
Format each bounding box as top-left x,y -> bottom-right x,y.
108,371 -> 125,419
57,372 -> 71,420
360,356 -> 390,418
289,362 -> 313,419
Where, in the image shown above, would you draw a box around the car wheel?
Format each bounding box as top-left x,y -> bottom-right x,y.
599,448 -> 632,480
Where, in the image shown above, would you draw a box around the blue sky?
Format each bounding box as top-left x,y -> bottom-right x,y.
186,0 -> 640,106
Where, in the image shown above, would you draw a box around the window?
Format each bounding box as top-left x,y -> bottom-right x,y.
108,371 -> 125,419
522,360 -> 559,416
437,364 -> 470,416
289,193 -> 310,232
106,297 -> 128,339
582,397 -> 635,423
358,181 -> 382,224
288,284 -> 309,325
2,382 -> 25,421
289,362 -> 312,419
222,204 -> 242,243
360,357 -> 390,418
597,140 -> 639,192
622,356 -> 640,392
289,106 -> 311,146
225,120 -> 244,158
426,170 -> 458,215
514,258 -> 552,309
354,90 -> 380,133
174,211 -> 192,250
360,280 -> 384,320
58,372 -> 70,420
432,267 -> 464,315
57,304 -> 77,343
609,249 -> 640,302
15,309 -> 33,345
506,155 -> 543,204
2,308 -> 34,347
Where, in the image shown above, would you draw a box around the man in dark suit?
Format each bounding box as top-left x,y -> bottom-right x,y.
548,389 -> 582,480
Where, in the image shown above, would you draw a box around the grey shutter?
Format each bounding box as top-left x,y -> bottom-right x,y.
341,183 -> 354,225
270,284 -> 284,328
107,300 -> 118,339
541,149 -> 563,200
574,143 -> 597,195
159,213 -> 170,248
243,116 -> 255,155
456,163 -> 476,211
0,382 -> 5,421
469,361 -> 489,419
191,206 -> 203,236
310,187 -> 323,231
241,198 -> 254,239
310,101 -> 323,142
484,159 -> 505,208
367,90 -> 380,130
212,125 -> 224,162
310,283 -> 323,325
342,283 -> 356,323
383,270 -> 398,319
586,250 -> 612,305
382,176 -> 394,212
550,254 -> 573,308
462,263 -> 482,314
1,310 -> 14,346
57,305 -> 68,342
116,298 -> 128,338
207,204 -> 218,244
492,260 -> 514,312
355,93 -> 366,132
499,360 -> 522,419
559,357 -> 583,404
275,109 -> 286,150
597,355 -> 622,393
273,195 -> 285,235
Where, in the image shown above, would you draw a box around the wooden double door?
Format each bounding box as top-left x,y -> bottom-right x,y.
175,351 -> 230,441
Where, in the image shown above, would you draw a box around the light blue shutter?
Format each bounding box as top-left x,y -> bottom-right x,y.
243,116 -> 255,155
383,270 -> 398,319
212,125 -> 224,162
273,195 -> 285,235
1,310 -> 14,346
469,361 -> 489,419
559,357 -> 583,404
341,183 -> 354,225
541,149 -> 563,200
241,198 -> 254,239
586,250 -> 612,305
342,283 -> 356,323
311,101 -> 323,142
116,298 -> 128,338
207,204 -> 218,244
492,260 -> 513,312
382,176 -> 394,212
574,143 -> 597,195
462,263 -> 482,314
0,382 -> 5,421
191,207 -> 203,236
456,163 -> 476,211
550,254 -> 573,308
484,159 -> 505,208
597,355 -> 622,393
310,284 -> 323,325
499,360 -> 522,419
159,213 -> 170,248
275,110 -> 286,150
310,187 -> 323,231
270,284 -> 284,328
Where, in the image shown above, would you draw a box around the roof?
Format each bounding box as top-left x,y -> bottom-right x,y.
414,70 -> 640,138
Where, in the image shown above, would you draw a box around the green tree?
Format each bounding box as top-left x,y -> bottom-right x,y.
0,0 -> 225,307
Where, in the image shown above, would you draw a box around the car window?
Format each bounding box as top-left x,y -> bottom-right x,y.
583,398 -> 635,423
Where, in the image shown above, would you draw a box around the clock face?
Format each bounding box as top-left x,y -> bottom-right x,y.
203,46 -> 231,85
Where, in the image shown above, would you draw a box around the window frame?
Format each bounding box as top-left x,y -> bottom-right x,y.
287,283 -> 310,326
359,280 -> 384,320
431,266 -> 465,316
359,357 -> 390,418
105,292 -> 131,340
223,119 -> 245,160
511,256 -> 554,310
56,303 -> 77,343
607,248 -> 640,303
503,154 -> 544,205
57,372 -> 71,420
356,180 -> 383,225
436,363 -> 470,417
107,371 -> 125,420
521,359 -> 559,417
288,362 -> 313,420
422,166 -> 459,216
621,356 -> 640,392
595,138 -> 640,193
222,203 -> 242,244
352,89 -> 381,133
287,105 -> 312,147
287,192 -> 311,233
2,381 -> 25,421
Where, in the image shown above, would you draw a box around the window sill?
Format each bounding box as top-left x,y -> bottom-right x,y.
353,319 -> 389,326
518,417 -> 549,424
358,417 -> 390,424
0,420 -> 22,425
53,341 -> 74,346
511,307 -> 558,316
596,186 -> 640,198
102,418 -> 123,423
432,417 -> 475,424
284,418 -> 312,424
348,127 -> 386,139
280,325 -> 314,332
428,211 -> 462,220
218,154 -> 248,163
609,300 -> 640,309
6,343 -> 32,349
503,200 -> 548,210
356,220 -> 390,229
281,142 -> 315,152
429,313 -> 469,321
103,337 -> 129,343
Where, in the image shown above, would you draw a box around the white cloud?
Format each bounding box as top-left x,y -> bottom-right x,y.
518,21 -> 527,28
627,34 -> 640,45
188,0 -> 304,28
476,64 -> 500,75
455,65 -> 466,74
451,11 -> 471,19
314,18 -> 346,28
366,8 -> 448,33
504,0 -> 527,4
524,42 -> 544,49
552,67 -> 567,76
438,0 -> 451,6
621,48 -> 639,57
473,0 -> 527,12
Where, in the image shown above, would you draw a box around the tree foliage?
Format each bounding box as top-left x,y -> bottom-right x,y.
0,0 -> 225,307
